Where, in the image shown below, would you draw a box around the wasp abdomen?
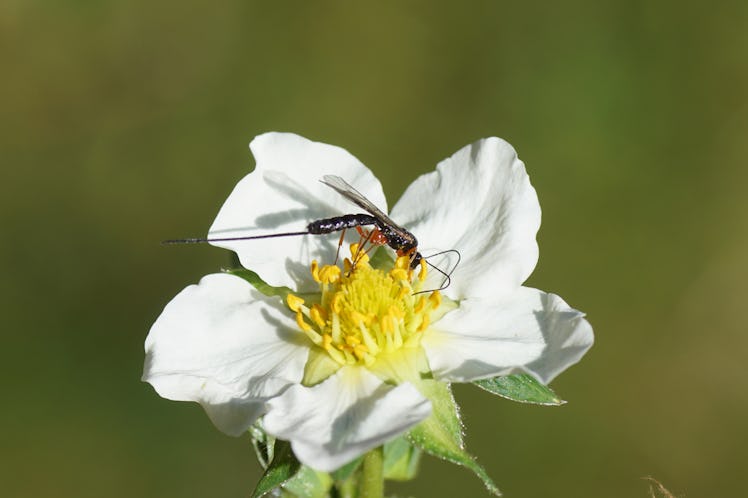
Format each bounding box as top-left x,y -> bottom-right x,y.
307,214 -> 379,234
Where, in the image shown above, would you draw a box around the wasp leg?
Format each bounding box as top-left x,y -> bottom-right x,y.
350,227 -> 378,272
333,228 -> 347,265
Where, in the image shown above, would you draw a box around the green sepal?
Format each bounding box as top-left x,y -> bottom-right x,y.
250,440 -> 302,498
225,267 -> 292,299
281,465 -> 333,498
331,456 -> 363,482
383,435 -> 422,481
368,247 -> 395,270
302,348 -> 342,387
249,423 -> 276,469
473,374 -> 565,406
408,380 -> 501,496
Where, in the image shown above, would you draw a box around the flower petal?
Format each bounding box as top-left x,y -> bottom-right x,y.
209,132 -> 387,291
422,287 -> 593,385
390,137 -> 541,300
263,366 -> 431,472
143,273 -> 309,436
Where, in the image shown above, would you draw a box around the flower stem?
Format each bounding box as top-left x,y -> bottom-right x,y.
359,446 -> 384,498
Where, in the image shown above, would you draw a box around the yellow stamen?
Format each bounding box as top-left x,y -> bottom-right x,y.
352,343 -> 368,360
396,255 -> 410,269
418,259 -> 427,281
418,313 -> 430,332
390,268 -> 409,281
429,291 -> 441,309
310,260 -> 320,282
290,244 -> 448,369
319,265 -> 341,284
310,304 -> 327,328
414,296 -> 426,313
331,293 -> 343,314
349,310 -> 367,327
295,311 -> 311,331
287,294 -> 305,312
322,334 -> 333,349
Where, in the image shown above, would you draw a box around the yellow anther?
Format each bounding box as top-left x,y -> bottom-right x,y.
357,252 -> 370,265
428,291 -> 441,309
322,334 -> 333,350
319,265 -> 341,284
418,258 -> 428,281
397,286 -> 409,300
310,304 -> 327,328
349,310 -> 367,326
322,335 -> 347,365
295,311 -> 311,332
414,296 -> 426,313
418,313 -> 430,332
390,268 -> 408,281
352,343 -> 368,359
286,294 -> 305,312
331,293 -> 343,314
310,260 -> 320,282
394,256 -> 410,270
340,343 -> 353,354
295,242 -> 444,368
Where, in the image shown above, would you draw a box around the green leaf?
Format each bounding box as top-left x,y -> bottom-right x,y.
251,440 -> 301,498
226,268 -> 292,298
407,380 -> 501,496
281,465 -> 333,498
383,436 -> 422,481
473,374 -> 565,406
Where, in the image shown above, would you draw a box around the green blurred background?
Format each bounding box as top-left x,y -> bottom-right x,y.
2,1 -> 747,496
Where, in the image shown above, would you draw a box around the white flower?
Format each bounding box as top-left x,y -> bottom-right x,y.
143,132 -> 593,472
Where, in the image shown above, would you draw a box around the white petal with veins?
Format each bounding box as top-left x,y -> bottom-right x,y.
391,137 -> 541,301
143,273 -> 309,435
263,366 -> 431,471
209,132 -> 386,291
422,287 -> 593,384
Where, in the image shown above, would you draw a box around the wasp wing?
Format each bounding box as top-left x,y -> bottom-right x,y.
320,175 -> 405,229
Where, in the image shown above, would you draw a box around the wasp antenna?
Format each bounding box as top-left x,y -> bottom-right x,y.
412,249 -> 461,295
411,259 -> 452,295
162,237 -> 209,245
162,231 -> 310,245
428,260 -> 452,291
424,249 -> 461,272
424,249 -> 461,279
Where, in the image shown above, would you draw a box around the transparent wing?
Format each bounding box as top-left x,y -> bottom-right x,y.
320,175 -> 404,229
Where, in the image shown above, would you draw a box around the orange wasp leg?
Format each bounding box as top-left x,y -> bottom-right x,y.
333,228 -> 347,265
351,226 -> 386,270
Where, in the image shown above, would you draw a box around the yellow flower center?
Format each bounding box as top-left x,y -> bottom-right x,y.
286,244 -> 444,368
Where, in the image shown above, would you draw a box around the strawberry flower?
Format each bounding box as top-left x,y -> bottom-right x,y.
143,132 -> 593,476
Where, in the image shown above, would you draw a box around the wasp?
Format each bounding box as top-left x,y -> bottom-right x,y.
165,175 -> 458,288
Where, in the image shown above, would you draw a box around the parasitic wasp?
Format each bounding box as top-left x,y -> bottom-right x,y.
164,175 -> 460,290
